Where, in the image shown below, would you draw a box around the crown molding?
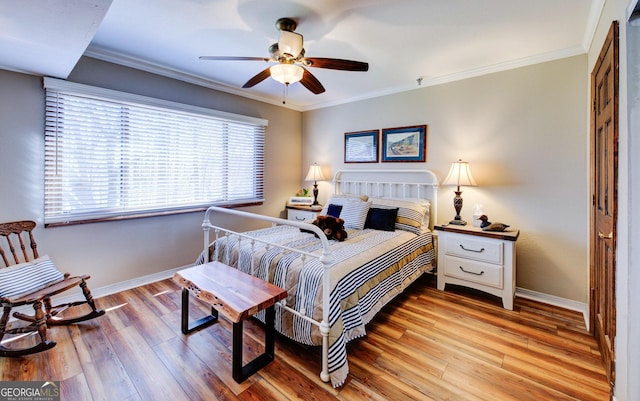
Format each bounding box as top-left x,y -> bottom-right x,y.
86,44 -> 586,113
84,46 -> 306,111
300,46 -> 587,111
583,0 -> 607,50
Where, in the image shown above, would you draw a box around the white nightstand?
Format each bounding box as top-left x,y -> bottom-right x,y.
434,224 -> 519,310
286,204 -> 322,222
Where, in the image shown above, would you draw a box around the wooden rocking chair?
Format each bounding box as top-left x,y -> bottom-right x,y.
0,220 -> 105,357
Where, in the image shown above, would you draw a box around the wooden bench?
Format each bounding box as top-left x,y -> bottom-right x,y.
172,261 -> 287,383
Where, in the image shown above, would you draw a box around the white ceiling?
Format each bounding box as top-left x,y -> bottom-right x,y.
1,0 -> 602,111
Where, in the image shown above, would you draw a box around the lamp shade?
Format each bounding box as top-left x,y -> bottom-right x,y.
305,163 -> 326,182
443,159 -> 477,187
270,64 -> 304,85
278,30 -> 303,58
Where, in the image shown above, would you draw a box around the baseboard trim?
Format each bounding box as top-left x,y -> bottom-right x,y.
516,287 -> 589,329
8,268 -> 590,331
91,265 -> 189,299
8,265 -> 190,322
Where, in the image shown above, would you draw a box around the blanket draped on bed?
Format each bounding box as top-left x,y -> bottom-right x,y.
196,225 -> 434,387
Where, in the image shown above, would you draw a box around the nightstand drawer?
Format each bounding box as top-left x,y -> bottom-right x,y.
287,208 -> 318,222
444,233 -> 503,264
443,255 -> 503,289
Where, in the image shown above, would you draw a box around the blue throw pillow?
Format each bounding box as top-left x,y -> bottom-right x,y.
365,207 -> 398,231
326,204 -> 343,218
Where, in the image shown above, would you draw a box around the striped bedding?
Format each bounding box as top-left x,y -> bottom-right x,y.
198,224 -> 434,387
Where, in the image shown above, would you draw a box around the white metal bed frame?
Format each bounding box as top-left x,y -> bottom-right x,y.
201,169 -> 438,384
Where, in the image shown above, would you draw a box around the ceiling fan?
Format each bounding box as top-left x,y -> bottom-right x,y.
199,18 -> 369,95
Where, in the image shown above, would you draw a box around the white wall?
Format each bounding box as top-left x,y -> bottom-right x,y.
0,57 -> 301,289
623,12 -> 640,400
303,56 -> 589,302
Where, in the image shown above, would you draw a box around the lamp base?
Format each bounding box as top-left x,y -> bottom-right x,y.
312,182 -> 319,206
450,190 -> 466,225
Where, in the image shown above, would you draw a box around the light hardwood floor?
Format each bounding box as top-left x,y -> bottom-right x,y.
0,274 -> 609,401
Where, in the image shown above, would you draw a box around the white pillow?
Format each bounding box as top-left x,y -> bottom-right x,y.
383,197 -> 431,228
322,196 -> 372,229
0,255 -> 65,300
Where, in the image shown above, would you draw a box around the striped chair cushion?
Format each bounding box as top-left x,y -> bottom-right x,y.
0,255 -> 65,300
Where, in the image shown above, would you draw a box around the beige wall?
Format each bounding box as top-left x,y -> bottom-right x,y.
0,57 -> 301,289
302,55 -> 589,302
0,54 -> 591,303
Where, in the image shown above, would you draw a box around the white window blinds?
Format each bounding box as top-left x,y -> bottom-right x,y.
43,78 -> 267,225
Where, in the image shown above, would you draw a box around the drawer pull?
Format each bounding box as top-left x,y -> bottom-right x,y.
295,216 -> 306,221
459,244 -> 485,253
459,266 -> 484,276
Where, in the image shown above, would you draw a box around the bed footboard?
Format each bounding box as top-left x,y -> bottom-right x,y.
200,169 -> 438,387
202,206 -> 334,383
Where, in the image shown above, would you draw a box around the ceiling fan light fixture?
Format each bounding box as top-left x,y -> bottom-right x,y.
200,17 -> 366,96
278,30 -> 303,58
270,64 -> 304,85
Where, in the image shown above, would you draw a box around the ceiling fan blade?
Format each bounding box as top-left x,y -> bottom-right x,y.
303,57 -> 369,72
300,68 -> 325,94
199,56 -> 271,62
242,68 -> 272,88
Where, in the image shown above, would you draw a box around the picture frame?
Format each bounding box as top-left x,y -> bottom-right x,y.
381,125 -> 428,162
344,130 -> 379,163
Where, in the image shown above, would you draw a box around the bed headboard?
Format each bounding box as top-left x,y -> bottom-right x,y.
332,169 -> 439,230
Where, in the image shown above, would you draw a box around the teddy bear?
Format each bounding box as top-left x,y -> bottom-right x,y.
302,215 -> 348,241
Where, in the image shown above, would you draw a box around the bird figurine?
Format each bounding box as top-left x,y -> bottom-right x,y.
477,215 -> 510,232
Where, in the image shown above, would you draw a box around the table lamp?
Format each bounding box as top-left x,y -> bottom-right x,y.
304,163 -> 326,207
442,159 -> 477,225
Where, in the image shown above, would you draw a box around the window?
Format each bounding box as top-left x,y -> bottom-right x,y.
43,78 -> 267,225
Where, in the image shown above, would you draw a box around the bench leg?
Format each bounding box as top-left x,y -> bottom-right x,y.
181,288 -> 218,335
232,305 -> 276,383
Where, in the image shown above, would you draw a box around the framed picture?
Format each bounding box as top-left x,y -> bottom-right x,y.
344,130 -> 379,163
381,125 -> 428,162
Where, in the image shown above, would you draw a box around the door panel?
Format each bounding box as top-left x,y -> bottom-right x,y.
590,21 -> 618,396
